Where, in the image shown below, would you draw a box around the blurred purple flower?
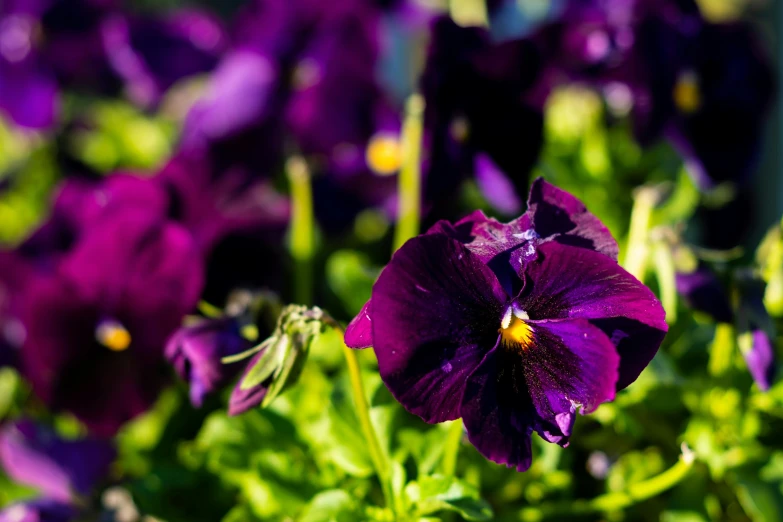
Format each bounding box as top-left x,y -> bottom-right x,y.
102,8 -> 226,108
0,419 -> 115,502
736,272 -> 777,391
346,179 -> 667,470
166,317 -> 251,407
18,210 -> 204,436
421,17 -> 544,216
0,0 -> 119,128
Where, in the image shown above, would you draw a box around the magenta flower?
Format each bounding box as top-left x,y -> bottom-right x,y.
346,179 -> 667,470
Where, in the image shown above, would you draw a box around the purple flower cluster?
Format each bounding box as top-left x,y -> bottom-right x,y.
346,179 -> 667,470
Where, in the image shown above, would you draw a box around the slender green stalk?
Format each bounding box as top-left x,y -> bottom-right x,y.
709,323 -> 736,377
652,239 -> 677,324
518,445 -> 696,521
441,420 -> 464,477
623,186 -> 659,280
287,157 -> 315,305
393,94 -> 426,253
341,340 -> 394,510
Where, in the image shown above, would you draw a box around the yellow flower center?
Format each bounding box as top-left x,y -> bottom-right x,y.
500,316 -> 535,351
96,320 -> 132,352
365,132 -> 402,176
673,72 -> 701,114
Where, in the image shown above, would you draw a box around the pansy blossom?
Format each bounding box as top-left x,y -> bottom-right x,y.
346,179 -> 667,470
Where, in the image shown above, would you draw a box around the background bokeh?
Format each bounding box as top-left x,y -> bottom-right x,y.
0,0 -> 782,521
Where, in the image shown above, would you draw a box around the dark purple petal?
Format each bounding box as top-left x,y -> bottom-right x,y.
371,234 -> 507,423
521,319 -> 619,444
165,317 -> 251,407
519,241 -> 667,389
228,348 -> 271,416
0,420 -> 114,501
344,300 -> 373,349
525,178 -> 618,260
742,330 -> 776,392
0,499 -> 78,522
675,265 -> 733,323
460,348 -> 534,472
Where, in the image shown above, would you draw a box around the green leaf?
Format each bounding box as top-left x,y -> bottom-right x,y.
326,250 -> 378,316
407,475 -> 493,521
299,490 -> 363,522
733,467 -> 783,522
324,377 -> 374,477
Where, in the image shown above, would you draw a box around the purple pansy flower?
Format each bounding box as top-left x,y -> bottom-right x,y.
0,419 -> 115,502
166,316 -> 251,408
421,17 -> 544,216
346,179 -> 667,470
18,209 -> 204,436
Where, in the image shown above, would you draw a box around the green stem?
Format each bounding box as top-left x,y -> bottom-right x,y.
709,323 -> 736,377
652,239 -> 677,324
623,186 -> 658,281
393,94 -> 426,253
441,420 -> 464,477
341,340 -> 394,510
287,157 -> 315,306
519,445 -> 696,521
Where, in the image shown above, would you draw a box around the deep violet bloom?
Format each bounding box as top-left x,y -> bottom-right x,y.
102,8 -> 226,108
421,17 -> 544,216
345,179 -> 667,470
0,419 -> 115,502
18,209 -> 204,436
165,316 -> 251,407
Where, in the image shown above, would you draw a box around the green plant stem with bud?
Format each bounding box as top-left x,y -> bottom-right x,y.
393,94 -> 426,253
517,445 -> 697,521
287,156 -> 315,306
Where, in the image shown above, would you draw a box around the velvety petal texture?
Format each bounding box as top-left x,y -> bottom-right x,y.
347,179 -> 667,471
372,234 -> 507,423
